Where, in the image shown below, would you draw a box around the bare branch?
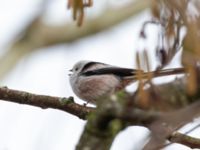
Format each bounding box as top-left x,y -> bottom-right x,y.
0,87 -> 93,119
143,101 -> 200,150
168,132 -> 200,149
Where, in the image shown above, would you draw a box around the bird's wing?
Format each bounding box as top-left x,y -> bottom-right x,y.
81,67 -> 140,77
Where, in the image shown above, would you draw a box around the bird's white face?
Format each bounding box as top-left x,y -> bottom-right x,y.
69,60 -> 92,87
70,60 -> 91,76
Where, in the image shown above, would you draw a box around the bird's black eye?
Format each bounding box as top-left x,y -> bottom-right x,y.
75,67 -> 79,71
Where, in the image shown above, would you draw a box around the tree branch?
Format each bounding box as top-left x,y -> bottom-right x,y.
76,70 -> 200,150
0,87 -> 93,119
0,76 -> 200,149
168,132 -> 200,149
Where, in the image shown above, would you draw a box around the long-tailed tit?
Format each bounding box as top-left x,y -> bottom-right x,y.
69,60 -> 185,104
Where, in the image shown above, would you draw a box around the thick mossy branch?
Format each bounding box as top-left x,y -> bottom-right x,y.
77,72 -> 200,150
0,87 -> 93,119
76,95 -> 125,150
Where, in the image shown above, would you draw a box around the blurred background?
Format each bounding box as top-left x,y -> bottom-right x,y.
0,0 -> 195,149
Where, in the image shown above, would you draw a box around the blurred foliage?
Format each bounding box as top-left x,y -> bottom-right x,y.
150,0 -> 200,67
147,0 -> 200,96
0,0 -> 150,80
67,0 -> 93,26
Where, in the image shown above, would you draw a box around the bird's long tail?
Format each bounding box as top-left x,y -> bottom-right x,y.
146,68 -> 186,79
124,68 -> 186,81
116,68 -> 186,90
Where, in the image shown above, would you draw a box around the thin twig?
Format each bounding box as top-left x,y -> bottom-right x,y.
168,132 -> 200,149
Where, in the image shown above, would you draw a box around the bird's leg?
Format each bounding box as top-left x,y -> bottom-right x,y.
83,101 -> 89,106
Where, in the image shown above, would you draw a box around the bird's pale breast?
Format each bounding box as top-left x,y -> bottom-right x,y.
75,75 -> 120,103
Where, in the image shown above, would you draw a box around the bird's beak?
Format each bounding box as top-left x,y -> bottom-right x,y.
68,69 -> 72,76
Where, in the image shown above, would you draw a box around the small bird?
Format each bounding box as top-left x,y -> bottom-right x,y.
69,60 -> 185,104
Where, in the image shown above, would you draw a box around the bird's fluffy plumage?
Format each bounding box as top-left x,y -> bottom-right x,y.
69,60 -> 137,103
